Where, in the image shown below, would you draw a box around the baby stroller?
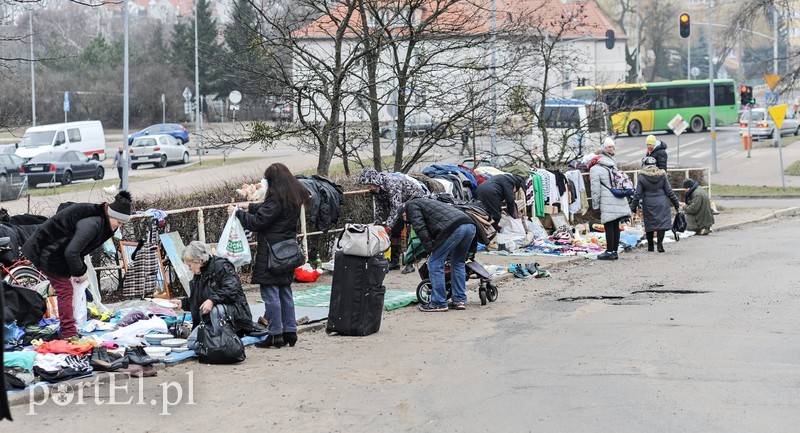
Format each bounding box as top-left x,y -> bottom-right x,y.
416,254 -> 498,307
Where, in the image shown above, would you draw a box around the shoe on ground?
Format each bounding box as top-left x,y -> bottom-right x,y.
401,264 -> 416,274
508,264 -> 527,278
388,262 -> 401,271
698,228 -> 710,236
448,301 -> 466,310
419,303 -> 448,312
247,323 -> 269,338
597,252 -> 616,261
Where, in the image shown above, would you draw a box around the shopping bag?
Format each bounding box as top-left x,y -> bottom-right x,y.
72,279 -> 88,330
217,213 -> 252,267
336,224 -> 390,257
195,305 -> 245,364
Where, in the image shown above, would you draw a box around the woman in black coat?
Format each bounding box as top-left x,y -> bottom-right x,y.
229,163 -> 310,348
630,157 -> 679,252
180,241 -> 263,345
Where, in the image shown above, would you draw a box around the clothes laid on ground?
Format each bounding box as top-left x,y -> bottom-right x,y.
3,351 -> 37,370
34,340 -> 94,355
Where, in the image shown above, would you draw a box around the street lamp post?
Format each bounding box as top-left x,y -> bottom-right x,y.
489,0 -> 497,155
194,0 -> 203,161
707,0 -> 718,174
121,0 -> 130,190
29,11 -> 36,126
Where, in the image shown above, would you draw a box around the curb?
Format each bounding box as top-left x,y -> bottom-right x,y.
715,195 -> 800,200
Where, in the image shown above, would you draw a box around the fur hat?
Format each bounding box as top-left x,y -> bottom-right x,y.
357,167 -> 382,186
642,156 -> 657,167
683,178 -> 695,189
646,135 -> 657,146
108,190 -> 133,222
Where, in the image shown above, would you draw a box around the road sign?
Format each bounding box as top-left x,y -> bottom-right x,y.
668,114 -> 688,136
690,67 -> 700,78
764,74 -> 781,91
230,104 -> 240,111
765,91 -> 779,106
228,90 -> 242,104
184,102 -> 192,115
183,87 -> 192,101
63,91 -> 70,112
768,104 -> 787,130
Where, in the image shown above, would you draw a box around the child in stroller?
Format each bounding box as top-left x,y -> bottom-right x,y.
415,253 -> 498,307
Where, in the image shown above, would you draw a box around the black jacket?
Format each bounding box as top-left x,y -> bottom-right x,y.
181,255 -> 252,332
475,174 -> 518,225
647,141 -> 669,170
22,203 -> 113,277
404,198 -> 475,252
235,195 -> 300,286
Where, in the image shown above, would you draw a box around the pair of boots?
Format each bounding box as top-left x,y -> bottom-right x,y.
646,231 -> 665,253
254,332 -> 297,349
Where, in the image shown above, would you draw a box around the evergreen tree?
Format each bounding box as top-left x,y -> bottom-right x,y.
169,0 -> 225,97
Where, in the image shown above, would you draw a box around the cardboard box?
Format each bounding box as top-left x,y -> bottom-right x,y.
543,204 -> 555,214
541,212 -> 568,229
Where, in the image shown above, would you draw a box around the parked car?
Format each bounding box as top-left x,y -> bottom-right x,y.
379,120 -> 450,138
0,153 -> 25,183
128,123 -> 190,145
0,144 -> 17,154
130,134 -> 190,169
21,150 -> 105,187
270,102 -> 293,122
738,108 -> 800,139
461,155 -> 513,169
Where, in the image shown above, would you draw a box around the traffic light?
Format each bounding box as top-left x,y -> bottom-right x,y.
679,13 -> 690,38
605,29 -> 615,50
747,86 -> 755,105
740,86 -> 755,106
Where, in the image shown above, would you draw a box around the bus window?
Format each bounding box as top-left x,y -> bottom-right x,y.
668,87 -> 687,108
586,104 -> 607,133
649,90 -> 668,110
543,106 -> 579,129
715,85 -> 734,106
687,87 -> 707,107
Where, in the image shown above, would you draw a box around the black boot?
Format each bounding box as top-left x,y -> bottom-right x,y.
246,322 -> 269,338
124,346 -> 156,366
646,232 -> 654,252
255,334 -> 284,349
388,243 -> 401,271
282,332 -> 297,347
657,243 -> 665,253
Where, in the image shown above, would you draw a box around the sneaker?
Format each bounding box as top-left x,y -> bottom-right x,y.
508,264 -> 527,278
448,301 -> 466,310
419,303 -> 448,312
597,252 -> 616,261
388,262 -> 401,271
401,264 -> 416,274
698,228 -> 710,236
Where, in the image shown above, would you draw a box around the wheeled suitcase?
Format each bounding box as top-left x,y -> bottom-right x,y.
326,251 -> 388,336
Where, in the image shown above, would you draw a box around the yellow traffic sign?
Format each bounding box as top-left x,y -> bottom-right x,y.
764,74 -> 781,91
768,104 -> 788,130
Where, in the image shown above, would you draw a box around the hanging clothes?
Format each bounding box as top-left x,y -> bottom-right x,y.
532,174 -> 545,217
122,219 -> 162,299
565,170 -> 587,216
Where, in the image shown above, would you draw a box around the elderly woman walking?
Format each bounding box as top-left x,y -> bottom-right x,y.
630,157 -> 680,252
589,137 -> 631,260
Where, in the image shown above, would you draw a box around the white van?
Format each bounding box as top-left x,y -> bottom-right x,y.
16,121 -> 106,161
531,99 -> 610,163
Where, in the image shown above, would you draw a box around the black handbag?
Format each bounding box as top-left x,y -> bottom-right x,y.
195,305 -> 245,364
267,237 -> 305,273
672,211 -> 687,241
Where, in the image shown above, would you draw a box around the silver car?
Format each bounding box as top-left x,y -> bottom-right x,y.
130,134 -> 190,169
738,108 -> 800,140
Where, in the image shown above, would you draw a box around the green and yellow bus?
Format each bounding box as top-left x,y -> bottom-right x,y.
572,79 -> 738,137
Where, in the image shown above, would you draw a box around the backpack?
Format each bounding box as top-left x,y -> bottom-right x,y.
602,167 -> 636,198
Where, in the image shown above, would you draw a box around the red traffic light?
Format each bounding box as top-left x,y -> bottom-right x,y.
740,85 -> 748,93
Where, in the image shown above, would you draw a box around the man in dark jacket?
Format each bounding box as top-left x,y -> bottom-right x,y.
645,134 -> 668,170
474,174 -> 521,230
400,198 -> 476,312
22,191 -> 133,339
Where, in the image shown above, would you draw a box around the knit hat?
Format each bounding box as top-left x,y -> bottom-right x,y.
642,156 -> 657,167
646,135 -> 657,146
108,190 -> 133,222
682,178 -> 695,189
602,136 -> 615,149
357,167 -> 382,186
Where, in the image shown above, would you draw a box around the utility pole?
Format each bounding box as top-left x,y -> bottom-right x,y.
29,11 -> 36,126
707,0 -> 718,173
489,0 -> 497,155
122,0 -> 130,190
194,0 -> 203,162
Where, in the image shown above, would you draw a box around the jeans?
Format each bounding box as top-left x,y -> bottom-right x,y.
260,284 -> 297,336
43,272 -> 77,338
428,224 -> 476,307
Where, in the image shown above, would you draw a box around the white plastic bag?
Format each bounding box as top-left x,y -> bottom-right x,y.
217,212 -> 252,267
72,279 -> 88,330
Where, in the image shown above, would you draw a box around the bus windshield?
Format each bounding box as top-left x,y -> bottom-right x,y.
19,131 -> 55,147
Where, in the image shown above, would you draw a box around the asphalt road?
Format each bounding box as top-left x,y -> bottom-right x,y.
9,214 -> 800,431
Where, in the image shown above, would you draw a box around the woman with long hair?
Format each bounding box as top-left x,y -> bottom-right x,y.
228,163 -> 310,348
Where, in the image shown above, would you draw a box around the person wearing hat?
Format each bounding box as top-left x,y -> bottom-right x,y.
357,167 -> 427,271
645,135 -> 668,170
474,173 -> 523,231
629,157 -> 680,252
22,191 -> 134,339
680,178 -> 714,235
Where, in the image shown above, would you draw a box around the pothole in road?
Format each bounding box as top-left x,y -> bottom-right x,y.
557,289 -> 708,302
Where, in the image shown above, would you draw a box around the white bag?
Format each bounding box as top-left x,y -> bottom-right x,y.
72,279 -> 88,330
217,213 -> 252,267
337,224 -> 390,257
